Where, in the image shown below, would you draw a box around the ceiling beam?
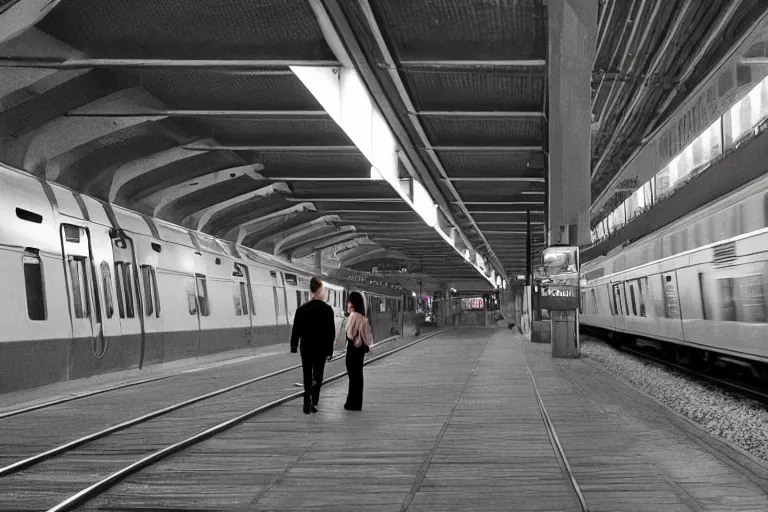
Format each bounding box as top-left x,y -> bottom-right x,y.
426,145 -> 543,152
475,221 -> 545,225
325,0 -> 506,280
292,233 -> 367,258
0,57 -> 340,69
263,176 -> 371,181
183,143 -> 358,152
445,177 -> 545,182
458,201 -> 545,205
415,111 -> 545,118
285,197 -> 402,203
66,109 -> 328,118
325,209 -> 414,213
398,59 -> 547,68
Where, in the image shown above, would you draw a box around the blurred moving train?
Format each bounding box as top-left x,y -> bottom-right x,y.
580,172 -> 768,379
0,165 -> 404,393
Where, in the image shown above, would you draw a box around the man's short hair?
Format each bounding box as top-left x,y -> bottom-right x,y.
310,277 -> 323,294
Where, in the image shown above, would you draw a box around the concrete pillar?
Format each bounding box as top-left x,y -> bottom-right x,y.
547,0 -> 597,246
547,0 -> 596,358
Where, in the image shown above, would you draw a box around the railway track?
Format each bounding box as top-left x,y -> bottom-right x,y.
618,345 -> 768,407
0,328 -> 449,512
581,328 -> 768,407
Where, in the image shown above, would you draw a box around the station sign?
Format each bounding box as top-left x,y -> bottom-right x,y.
537,246 -> 581,311
460,297 -> 484,310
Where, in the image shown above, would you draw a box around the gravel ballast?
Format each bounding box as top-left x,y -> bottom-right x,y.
580,337 -> 768,462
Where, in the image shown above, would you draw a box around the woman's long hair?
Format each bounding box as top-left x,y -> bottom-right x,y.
348,291 -> 365,315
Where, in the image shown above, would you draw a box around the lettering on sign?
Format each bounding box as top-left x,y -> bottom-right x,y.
659,84 -> 719,162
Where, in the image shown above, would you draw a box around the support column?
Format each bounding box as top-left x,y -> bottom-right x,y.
548,0 -> 596,358
547,0 -> 597,246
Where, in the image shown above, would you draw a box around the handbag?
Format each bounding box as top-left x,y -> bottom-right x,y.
352,324 -> 371,353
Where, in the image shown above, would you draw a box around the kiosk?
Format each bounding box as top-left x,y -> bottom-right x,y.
537,246 -> 581,358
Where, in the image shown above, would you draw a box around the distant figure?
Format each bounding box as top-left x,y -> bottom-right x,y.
414,307 -> 426,336
344,292 -> 371,411
290,277 -> 336,414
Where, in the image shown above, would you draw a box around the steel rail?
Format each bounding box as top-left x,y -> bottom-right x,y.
0,331 -> 440,478
46,328 -> 450,512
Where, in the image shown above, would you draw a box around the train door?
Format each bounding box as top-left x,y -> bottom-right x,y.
659,272 -> 685,341
271,271 -> 288,343
611,282 -> 626,331
110,231 -> 146,366
60,224 -> 106,357
234,263 -> 253,344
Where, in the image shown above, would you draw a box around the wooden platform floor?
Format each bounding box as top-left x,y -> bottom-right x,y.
61,329 -> 768,511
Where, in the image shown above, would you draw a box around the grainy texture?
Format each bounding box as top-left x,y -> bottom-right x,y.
580,338 -> 768,462
82,328 -> 581,511
523,340 -> 768,512
0,330 -> 432,511
4,328 -> 768,511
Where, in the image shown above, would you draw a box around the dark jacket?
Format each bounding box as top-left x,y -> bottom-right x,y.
290,299 -> 336,357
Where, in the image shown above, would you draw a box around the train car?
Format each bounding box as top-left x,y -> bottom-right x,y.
581,173 -> 768,377
0,165 -> 403,393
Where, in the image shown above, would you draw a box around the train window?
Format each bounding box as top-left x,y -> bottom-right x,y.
240,283 -> 249,316
717,278 -> 737,321
662,274 -> 680,318
304,291 -> 310,303
579,291 -> 586,314
22,250 -> 46,321
285,273 -> 298,286
63,225 -> 81,243
151,267 -> 160,315
141,266 -> 153,317
114,263 -> 125,318
122,263 -> 135,318
100,262 -> 114,319
272,288 -> 280,318
607,286 -> 615,315
296,290 -> 302,307
734,275 -> 767,323
233,285 -> 243,316
636,279 -> 647,317
629,284 -> 638,316
16,208 -> 42,224
590,289 -> 598,315
612,284 -> 623,316
68,257 -> 92,319
140,266 -> 160,317
196,274 -> 210,316
186,281 -> 198,315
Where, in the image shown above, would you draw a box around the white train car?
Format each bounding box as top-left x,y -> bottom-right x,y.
0,165 -> 403,392
581,173 -> 768,375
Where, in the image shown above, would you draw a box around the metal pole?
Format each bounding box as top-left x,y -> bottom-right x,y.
526,209 -> 532,286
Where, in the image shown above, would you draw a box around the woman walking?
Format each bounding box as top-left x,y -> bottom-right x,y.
344,292 -> 371,411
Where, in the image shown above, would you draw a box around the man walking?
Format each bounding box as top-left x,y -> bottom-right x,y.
290,277 -> 336,414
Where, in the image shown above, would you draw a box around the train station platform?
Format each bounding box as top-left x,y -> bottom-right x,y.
52,327 -> 768,512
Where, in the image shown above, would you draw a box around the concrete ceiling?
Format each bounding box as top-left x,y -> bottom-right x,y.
0,0 -> 550,289
1,0 -> 757,287
590,0 -> 768,224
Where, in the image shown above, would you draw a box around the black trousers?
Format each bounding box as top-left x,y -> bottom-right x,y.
301,352 -> 326,405
345,339 -> 366,409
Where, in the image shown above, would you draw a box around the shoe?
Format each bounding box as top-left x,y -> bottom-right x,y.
311,405 -> 318,413
303,401 -> 311,414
